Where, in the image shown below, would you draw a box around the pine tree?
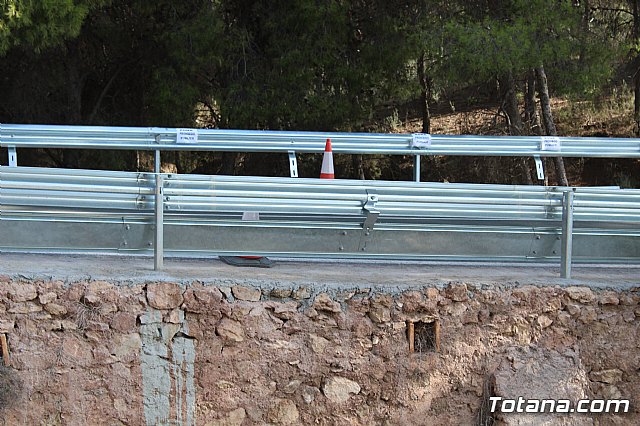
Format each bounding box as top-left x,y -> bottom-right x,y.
0,0 -> 109,55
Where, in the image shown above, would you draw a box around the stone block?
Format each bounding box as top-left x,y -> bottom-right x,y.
44,303 -> 67,316
231,285 -> 261,302
8,283 -> 37,302
492,347 -> 589,426
313,293 -> 341,313
8,302 -> 42,314
110,312 -> 137,333
292,287 -> 311,300
217,318 -> 244,342
565,286 -> 595,304
205,408 -> 246,426
445,283 -> 468,302
267,399 -> 299,425
270,288 -> 293,298
589,369 -> 623,384
147,282 -> 183,310
38,292 -> 58,305
323,376 -> 361,403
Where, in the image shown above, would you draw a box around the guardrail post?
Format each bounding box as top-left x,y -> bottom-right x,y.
154,150 -> 164,270
8,146 -> 17,167
561,190 -> 574,278
414,155 -> 421,182
288,150 -> 298,177
533,155 -> 544,180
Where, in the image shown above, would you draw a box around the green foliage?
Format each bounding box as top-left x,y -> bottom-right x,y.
0,0 -> 108,55
202,0 -> 418,131
0,0 -> 636,182
0,0 -> 632,130
142,1 -> 226,125
442,0 -> 581,82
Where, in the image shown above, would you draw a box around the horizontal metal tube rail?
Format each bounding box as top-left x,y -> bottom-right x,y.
3,123 -> 640,157
3,167 -> 640,214
4,167 -> 640,222
1,166 -> 639,264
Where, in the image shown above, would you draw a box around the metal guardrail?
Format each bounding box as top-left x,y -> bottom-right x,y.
1,124 -> 640,277
3,123 -> 640,181
4,166 -> 640,221
1,167 -> 639,277
3,123 -> 640,156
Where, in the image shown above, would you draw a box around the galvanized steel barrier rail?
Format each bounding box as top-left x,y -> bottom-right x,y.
1,123 -> 640,277
3,123 -> 640,181
1,167 -> 639,276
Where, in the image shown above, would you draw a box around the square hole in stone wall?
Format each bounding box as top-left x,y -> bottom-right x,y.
407,320 -> 440,353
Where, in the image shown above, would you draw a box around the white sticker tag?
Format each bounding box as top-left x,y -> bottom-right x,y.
411,133 -> 432,149
177,128 -> 198,144
541,136 -> 561,151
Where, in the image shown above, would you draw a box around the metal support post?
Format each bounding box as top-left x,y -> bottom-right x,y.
154,149 -> 161,174
533,155 -> 544,181
561,190 -> 574,278
154,174 -> 164,270
8,146 -> 17,167
288,150 -> 298,177
154,150 -> 164,270
414,155 -> 421,182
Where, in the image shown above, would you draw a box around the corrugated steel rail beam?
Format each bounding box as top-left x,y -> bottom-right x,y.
3,167 -> 640,221
2,167 -> 639,270
2,123 -> 640,157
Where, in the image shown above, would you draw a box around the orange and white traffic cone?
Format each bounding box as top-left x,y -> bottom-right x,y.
219,211 -> 274,268
320,138 -> 335,179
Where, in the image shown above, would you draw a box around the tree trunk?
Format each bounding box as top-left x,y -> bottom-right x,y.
352,154 -> 365,180
524,70 -> 542,135
535,65 -> 569,186
525,69 -> 547,184
135,151 -> 141,172
633,0 -> 640,136
634,72 -> 640,137
417,52 -> 433,181
175,152 -> 185,174
417,52 -> 431,134
62,44 -> 84,168
220,152 -> 237,175
500,71 -> 524,136
579,0 -> 590,65
500,71 -> 532,184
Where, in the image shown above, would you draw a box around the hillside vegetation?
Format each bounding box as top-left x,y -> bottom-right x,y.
1,1 -> 639,186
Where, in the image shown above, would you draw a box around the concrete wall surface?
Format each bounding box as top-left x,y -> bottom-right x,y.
0,254 -> 638,425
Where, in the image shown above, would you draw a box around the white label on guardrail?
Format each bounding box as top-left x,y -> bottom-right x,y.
177,128 -> 198,144
411,133 -> 432,149
541,136 -> 561,151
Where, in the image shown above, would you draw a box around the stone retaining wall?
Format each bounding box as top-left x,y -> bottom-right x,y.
0,275 -> 638,425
